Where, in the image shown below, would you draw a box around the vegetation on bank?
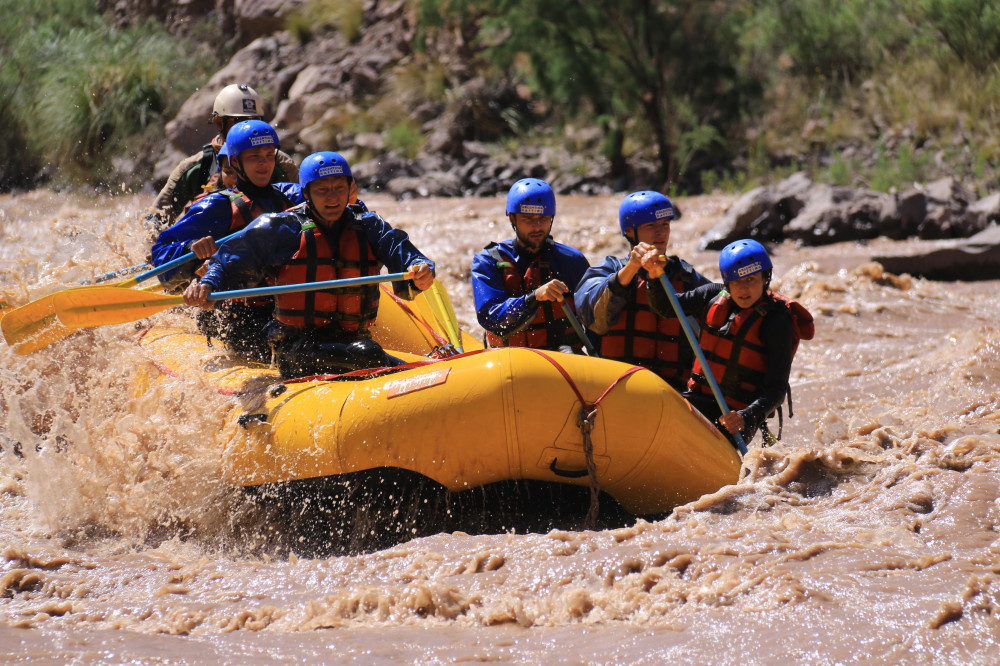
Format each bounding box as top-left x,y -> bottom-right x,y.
417,0 -> 1000,195
0,0 -> 222,191
2,0 -> 999,198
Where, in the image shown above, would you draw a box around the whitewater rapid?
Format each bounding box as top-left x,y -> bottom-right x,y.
1,191 -> 999,663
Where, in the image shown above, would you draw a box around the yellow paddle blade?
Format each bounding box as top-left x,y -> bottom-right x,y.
2,294 -> 74,355
1,282 -> 164,355
425,279 -> 463,351
53,286 -> 183,329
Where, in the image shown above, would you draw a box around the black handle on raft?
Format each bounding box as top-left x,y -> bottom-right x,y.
238,413 -> 268,429
549,458 -> 589,478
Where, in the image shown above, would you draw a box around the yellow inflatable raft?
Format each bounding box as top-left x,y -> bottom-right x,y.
137,285 -> 741,518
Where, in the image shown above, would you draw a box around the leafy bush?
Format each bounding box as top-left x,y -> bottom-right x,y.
0,0 -> 219,189
742,0 -> 913,82
915,0 -> 1000,71
384,122 -> 424,160
286,0 -> 365,45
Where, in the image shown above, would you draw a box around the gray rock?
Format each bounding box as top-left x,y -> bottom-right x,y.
699,172 -> 813,249
873,224 -> 1000,281
895,188 -> 927,238
786,187 -> 896,244
965,192 -> 1000,233
236,0 -> 308,44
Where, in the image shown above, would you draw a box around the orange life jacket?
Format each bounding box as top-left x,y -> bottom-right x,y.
601,261 -> 703,388
483,241 -> 580,350
221,189 -> 295,307
687,290 -> 814,410
273,214 -> 381,331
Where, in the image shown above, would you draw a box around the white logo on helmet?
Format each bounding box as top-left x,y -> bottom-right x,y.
737,262 -> 762,277
249,135 -> 274,146
655,206 -> 674,220
242,99 -> 257,113
520,204 -> 546,215
317,165 -> 344,177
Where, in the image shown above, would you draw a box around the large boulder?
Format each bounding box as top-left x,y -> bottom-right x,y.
872,225 -> 1000,281
917,176 -> 975,238
699,185 -> 775,249
699,172 -> 812,249
235,0 -> 308,44
785,187 -> 898,245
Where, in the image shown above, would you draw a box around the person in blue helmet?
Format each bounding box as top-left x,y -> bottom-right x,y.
471,178 -> 596,353
215,141 -> 238,191
183,151 -> 435,379
175,142 -> 238,218
646,239 -> 814,445
575,191 -> 712,391
143,83 -> 299,236
150,120 -> 305,361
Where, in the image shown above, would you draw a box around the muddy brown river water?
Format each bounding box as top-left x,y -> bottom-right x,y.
1,190 -> 999,663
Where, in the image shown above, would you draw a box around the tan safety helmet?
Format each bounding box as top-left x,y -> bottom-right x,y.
212,84 -> 263,119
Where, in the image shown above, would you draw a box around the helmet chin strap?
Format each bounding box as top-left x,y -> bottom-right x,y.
233,155 -> 249,184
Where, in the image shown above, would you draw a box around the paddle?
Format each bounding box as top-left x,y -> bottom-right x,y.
111,231 -> 243,289
1,232 -> 242,353
657,273 -> 747,455
83,262 -> 150,285
1,283 -> 164,355
424,279 -> 464,353
54,272 -> 415,330
557,297 -> 596,356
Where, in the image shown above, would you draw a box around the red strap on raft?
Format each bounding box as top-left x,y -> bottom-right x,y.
280,348 -> 491,385
522,348 -> 643,411
378,284 -> 451,348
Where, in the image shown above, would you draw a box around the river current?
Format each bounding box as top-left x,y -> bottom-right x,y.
1,190 -> 998,663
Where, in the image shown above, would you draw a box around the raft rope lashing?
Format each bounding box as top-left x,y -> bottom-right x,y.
523,348 -> 643,529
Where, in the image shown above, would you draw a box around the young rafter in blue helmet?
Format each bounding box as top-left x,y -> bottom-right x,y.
143,83 -> 299,235
150,120 -> 304,361
471,178 -> 596,353
646,239 -> 814,445
183,151 -> 435,379
575,191 -> 711,391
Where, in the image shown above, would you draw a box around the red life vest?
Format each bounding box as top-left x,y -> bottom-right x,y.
483,241 -> 580,350
221,190 -> 297,307
273,214 -> 381,331
601,260 -> 702,388
687,290 -> 814,410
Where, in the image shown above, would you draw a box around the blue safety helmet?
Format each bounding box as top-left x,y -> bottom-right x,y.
505,178 -> 556,217
719,239 -> 773,284
217,142 -> 230,163
226,120 -> 279,158
299,151 -> 353,192
618,191 -> 675,236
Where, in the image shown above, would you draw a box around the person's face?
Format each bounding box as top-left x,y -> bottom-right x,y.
308,175 -> 352,225
217,115 -> 263,138
633,219 -> 670,251
219,157 -> 237,190
511,213 -> 553,252
728,272 -> 766,309
236,145 -> 276,187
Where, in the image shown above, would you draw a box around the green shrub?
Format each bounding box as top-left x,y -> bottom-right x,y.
286,0 -> 365,45
0,1 -> 220,189
384,122 -> 424,160
914,0 -> 1000,71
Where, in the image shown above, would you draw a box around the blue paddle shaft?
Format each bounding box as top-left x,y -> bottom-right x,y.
207,272 -> 412,301
134,230 -> 242,285
85,263 -> 149,285
657,273 -> 747,455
